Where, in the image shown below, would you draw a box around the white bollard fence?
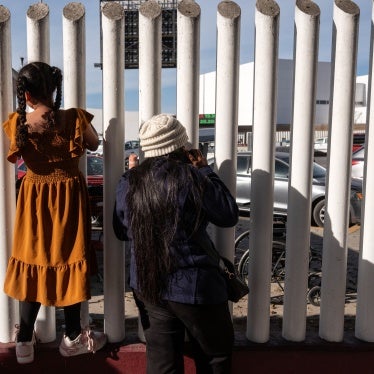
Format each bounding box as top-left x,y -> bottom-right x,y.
213,0 -> 241,306
177,0 -> 201,147
0,4 -> 18,343
282,0 -> 320,342
247,0 -> 280,343
0,0 -> 373,348
27,2 -> 50,64
355,0 -> 374,341
319,0 -> 360,342
101,1 -> 125,343
26,2 -> 56,344
62,1 -> 90,330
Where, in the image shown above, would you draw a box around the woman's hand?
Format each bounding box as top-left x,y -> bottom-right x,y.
128,153 -> 139,169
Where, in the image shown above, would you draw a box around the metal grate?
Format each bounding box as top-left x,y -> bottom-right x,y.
99,0 -> 177,69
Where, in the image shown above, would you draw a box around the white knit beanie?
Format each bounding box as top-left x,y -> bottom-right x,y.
139,114 -> 189,157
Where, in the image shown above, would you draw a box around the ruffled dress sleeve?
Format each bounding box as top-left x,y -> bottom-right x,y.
70,108 -> 95,157
3,112 -> 20,164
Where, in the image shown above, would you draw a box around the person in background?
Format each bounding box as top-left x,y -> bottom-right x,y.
3,61 -> 107,364
113,113 -> 239,374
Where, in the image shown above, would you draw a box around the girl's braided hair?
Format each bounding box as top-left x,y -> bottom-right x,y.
15,62 -> 63,149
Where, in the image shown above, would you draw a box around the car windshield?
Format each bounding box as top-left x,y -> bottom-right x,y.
312,162 -> 326,179
353,147 -> 365,158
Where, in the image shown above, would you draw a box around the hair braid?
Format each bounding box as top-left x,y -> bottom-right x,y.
15,76 -> 29,149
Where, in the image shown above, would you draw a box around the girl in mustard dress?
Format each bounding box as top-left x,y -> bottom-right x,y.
3,62 -> 106,364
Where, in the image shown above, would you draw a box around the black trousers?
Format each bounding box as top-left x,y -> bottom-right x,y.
134,292 -> 234,374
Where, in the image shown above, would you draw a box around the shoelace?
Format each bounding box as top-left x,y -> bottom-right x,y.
13,324 -> 37,344
13,324 -> 20,342
82,328 -> 95,352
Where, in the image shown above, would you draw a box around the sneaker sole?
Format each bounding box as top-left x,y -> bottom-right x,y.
17,353 -> 34,364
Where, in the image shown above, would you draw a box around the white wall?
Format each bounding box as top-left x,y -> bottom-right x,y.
199,59 -> 368,127
88,108 -> 139,140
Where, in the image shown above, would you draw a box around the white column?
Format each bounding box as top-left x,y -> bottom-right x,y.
101,1 -> 125,343
247,0 -> 279,343
63,1 -> 90,329
176,0 -> 200,147
136,0 -> 162,340
26,2 -> 50,64
282,0 -> 320,342
139,0 -> 161,126
214,1 -> 240,269
356,0 -> 374,342
26,1 -> 55,343
0,5 -> 18,344
319,0 -> 359,342
63,2 -> 86,108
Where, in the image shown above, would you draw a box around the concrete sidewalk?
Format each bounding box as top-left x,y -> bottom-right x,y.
85,222 -> 361,326
2,225 -> 371,374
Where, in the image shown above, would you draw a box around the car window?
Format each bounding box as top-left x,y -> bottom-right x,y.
353,134 -> 365,144
315,137 -> 327,144
237,155 -> 250,174
312,162 -> 326,179
274,159 -> 289,178
87,157 -> 103,175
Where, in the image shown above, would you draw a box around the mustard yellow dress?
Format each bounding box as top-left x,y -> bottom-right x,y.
3,108 -> 94,307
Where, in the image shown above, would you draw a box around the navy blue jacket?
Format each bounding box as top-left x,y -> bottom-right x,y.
113,163 -> 239,304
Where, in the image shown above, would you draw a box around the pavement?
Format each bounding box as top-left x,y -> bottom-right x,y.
1,222 -> 363,374
75,219 -> 361,340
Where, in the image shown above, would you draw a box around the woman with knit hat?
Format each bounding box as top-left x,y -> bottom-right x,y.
113,113 -> 239,374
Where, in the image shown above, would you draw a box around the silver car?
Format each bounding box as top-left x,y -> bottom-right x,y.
212,152 -> 362,227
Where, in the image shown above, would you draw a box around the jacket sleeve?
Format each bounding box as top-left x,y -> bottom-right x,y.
112,172 -> 130,241
197,165 -> 239,227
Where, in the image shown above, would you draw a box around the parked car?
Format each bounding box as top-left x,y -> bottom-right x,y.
352,133 -> 365,153
86,154 -> 104,185
88,137 -> 103,156
125,140 -> 139,150
351,145 -> 365,179
210,152 -> 362,227
314,134 -> 365,154
314,137 -> 328,153
16,158 -> 27,180
124,140 -> 139,159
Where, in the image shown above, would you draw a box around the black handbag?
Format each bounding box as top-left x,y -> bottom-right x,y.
196,234 -> 249,302
218,255 -> 249,302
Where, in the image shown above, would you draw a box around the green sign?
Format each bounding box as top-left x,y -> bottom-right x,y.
199,114 -> 215,127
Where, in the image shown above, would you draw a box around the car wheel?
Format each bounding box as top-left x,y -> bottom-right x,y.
307,286 -> 321,306
312,199 -> 325,227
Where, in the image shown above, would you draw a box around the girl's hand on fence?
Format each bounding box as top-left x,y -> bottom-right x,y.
187,149 -> 207,169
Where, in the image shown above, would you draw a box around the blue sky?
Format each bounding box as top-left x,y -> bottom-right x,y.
0,0 -> 372,113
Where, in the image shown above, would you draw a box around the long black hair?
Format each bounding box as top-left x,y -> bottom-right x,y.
127,149 -> 203,303
15,61 -> 63,149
